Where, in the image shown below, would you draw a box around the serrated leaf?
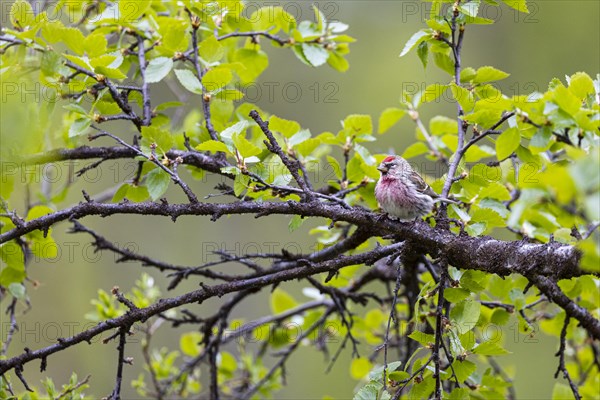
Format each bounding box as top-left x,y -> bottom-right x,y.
118,0 -> 151,22
568,72 -> 595,99
450,83 -> 475,112
450,299 -> 481,331
95,66 -> 127,80
495,127 -> 520,160
232,49 -> 268,83
233,133 -> 261,158
473,66 -> 510,83
196,140 -> 231,154
417,41 -> 429,69
402,142 -> 429,159
451,360 -> 476,382
400,30 -> 430,57
269,116 -> 300,138
408,330 -> 435,346
146,168 -> 170,200
473,340 -> 510,355
145,57 -> 173,83
141,126 -> 174,155
198,35 -> 224,63
69,117 -> 92,137
378,108 -> 406,134
444,288 -> 471,303
459,0 -> 480,17
302,43 -> 330,67
343,114 -> 372,135
10,0 -> 35,29
203,67 -> 233,93
84,33 -> 108,58
174,69 -> 203,94
288,215 -> 304,232
502,0 -> 529,13
433,51 -> 455,75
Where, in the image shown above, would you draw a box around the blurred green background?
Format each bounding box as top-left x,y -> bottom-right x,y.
2,1 -> 599,398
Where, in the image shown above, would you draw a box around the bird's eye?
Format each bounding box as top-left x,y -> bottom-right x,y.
388,163 -> 396,168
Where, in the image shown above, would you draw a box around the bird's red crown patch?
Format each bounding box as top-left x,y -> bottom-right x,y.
383,156 -> 396,163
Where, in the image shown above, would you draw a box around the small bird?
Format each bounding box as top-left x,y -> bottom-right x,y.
375,155 -> 447,221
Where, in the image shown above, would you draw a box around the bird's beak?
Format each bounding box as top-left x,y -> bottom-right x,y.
377,165 -> 388,173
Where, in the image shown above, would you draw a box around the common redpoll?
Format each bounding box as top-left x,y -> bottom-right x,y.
375,155 -> 444,221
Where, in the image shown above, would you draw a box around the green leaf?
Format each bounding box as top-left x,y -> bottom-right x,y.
354,384 -> 378,400
234,174 -> 249,196
430,116 -> 457,135
145,57 -> 174,83
233,133 -> 261,158
126,184 -> 149,202
450,299 -> 481,331
459,0 -> 481,17
450,83 -> 475,112
196,140 -> 231,154
388,371 -> 410,382
460,67 -> 477,82
568,72 -> 595,99
552,383 -> 575,400
84,33 -> 108,58
95,66 -> 127,80
0,241 -> 25,275
118,0 -> 151,22
479,182 -> 511,201
180,332 -> 202,357
203,67 -> 233,93
112,184 -> 130,202
327,51 -> 350,72
302,44 -> 330,67
288,215 -> 304,232
417,41 -> 429,68
69,117 -> 92,137
141,126 -> 174,155
198,35 -> 225,64
491,309 -> 511,326
402,142 -> 429,159
419,84 -> 447,105
400,30 -> 430,57
448,388 -> 470,400
529,127 -> 553,153
433,51 -> 455,75
472,340 -> 510,355
10,0 -> 35,29
174,69 -> 203,94
451,360 -> 477,382
502,0 -> 529,13
232,49 -> 269,83
8,283 -> 26,299
269,116 -> 300,138
378,108 -> 406,134
60,27 -> 86,55
408,330 -> 435,346
270,288 -> 297,314
473,66 -> 510,83
350,358 -> 372,380
146,168 -> 170,201
495,127 -> 520,160
444,288 -> 471,303
343,115 -> 373,135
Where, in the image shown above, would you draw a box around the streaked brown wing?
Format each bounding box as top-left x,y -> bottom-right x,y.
408,170 -> 439,198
